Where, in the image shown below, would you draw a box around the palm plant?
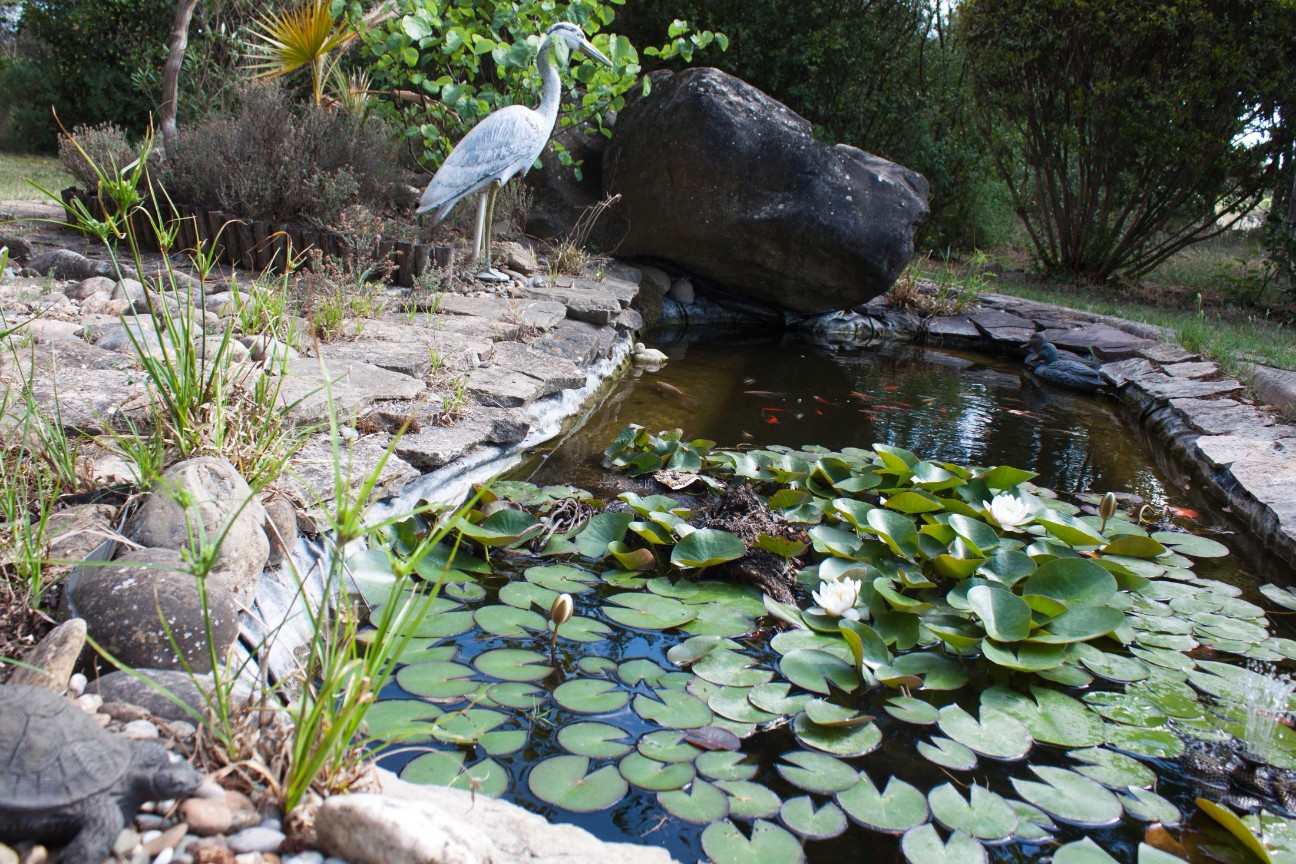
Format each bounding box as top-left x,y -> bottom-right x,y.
242,0 -> 367,107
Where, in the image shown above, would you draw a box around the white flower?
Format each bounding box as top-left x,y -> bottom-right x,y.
810,577 -> 862,620
983,493 -> 1034,530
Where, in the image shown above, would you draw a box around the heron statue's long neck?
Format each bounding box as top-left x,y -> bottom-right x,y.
536,35 -> 563,132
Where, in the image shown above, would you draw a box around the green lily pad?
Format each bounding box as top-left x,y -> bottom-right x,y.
430,708 -> 508,744
901,825 -> 988,864
748,682 -> 813,716
1151,531 -> 1229,558
476,682 -> 543,710
780,649 -> 860,695
937,704 -> 1031,761
715,779 -> 783,819
1083,692 -> 1168,727
891,652 -> 969,690
572,512 -> 634,559
478,729 -> 527,756
400,749 -> 465,785
474,604 -> 546,637
362,699 -> 443,742
1037,663 -> 1095,687
619,658 -> 669,687
667,635 -> 744,666
804,698 -> 872,727
780,796 -> 848,841
710,686 -> 780,724
472,649 -> 552,683
917,737 -> 978,771
671,528 -> 747,568
577,656 -> 618,677
836,773 -> 929,833
553,679 -> 628,714
1010,766 -> 1122,827
1053,838 -> 1121,864
555,615 -> 613,643
527,755 -> 628,812
604,593 -> 699,630
444,581 -> 486,602
775,751 -> 860,795
633,689 -> 714,729
1070,643 -> 1150,682
792,713 -> 882,757
927,784 -> 1019,842
618,751 -> 696,791
499,581 -> 559,611
637,729 -> 702,763
967,584 -> 1032,641
396,661 -> 480,701
658,780 -> 730,824
681,605 -> 757,638
524,564 -> 597,592
1104,724 -> 1184,758
1068,747 -> 1155,788
693,649 -> 775,687
557,722 -> 633,759
700,820 -> 805,864
1120,788 -> 1181,824
885,696 -> 939,725
401,610 -> 475,639
696,751 -> 759,781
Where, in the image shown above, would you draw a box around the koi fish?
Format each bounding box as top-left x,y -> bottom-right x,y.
765,416 -> 779,424
813,395 -> 837,405
883,385 -> 900,391
1169,506 -> 1199,519
744,390 -> 787,398
654,381 -> 699,407
849,391 -> 871,402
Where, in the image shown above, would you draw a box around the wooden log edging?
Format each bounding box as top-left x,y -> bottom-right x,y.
59,188 -> 455,285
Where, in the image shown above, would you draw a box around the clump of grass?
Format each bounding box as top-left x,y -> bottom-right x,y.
299,206 -> 391,342
890,249 -> 992,318
547,193 -> 619,280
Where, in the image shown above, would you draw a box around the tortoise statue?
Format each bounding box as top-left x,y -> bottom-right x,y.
0,683 -> 203,864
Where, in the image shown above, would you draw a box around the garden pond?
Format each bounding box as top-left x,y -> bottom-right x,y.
360,335 -> 1296,864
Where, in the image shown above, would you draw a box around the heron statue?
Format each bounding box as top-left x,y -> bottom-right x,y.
416,22 -> 612,280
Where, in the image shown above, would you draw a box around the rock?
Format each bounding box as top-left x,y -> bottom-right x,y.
181,791 -> 260,837
487,341 -> 586,397
284,432 -> 418,505
0,341 -> 143,434
25,249 -> 118,281
530,320 -> 619,366
122,719 -> 161,740
226,829 -> 285,856
260,494 -> 298,570
63,548 -> 239,674
433,295 -> 567,333
1161,361 -> 1219,379
7,618 -> 87,691
273,357 -> 426,426
112,278 -> 148,306
142,824 -> 189,857
0,842 -> 16,864
315,794 -> 496,864
525,119 -> 610,240
1251,364 -> 1296,416
45,503 -> 118,570
465,365 -> 547,408
494,241 -> 540,275
126,457 -> 269,597
603,68 -> 928,314
667,278 -> 694,305
242,335 -> 298,364
0,233 -> 32,263
513,278 -> 622,325
67,276 -> 116,301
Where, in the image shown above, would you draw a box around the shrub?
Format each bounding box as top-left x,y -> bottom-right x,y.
159,83 -> 409,226
57,122 -> 137,193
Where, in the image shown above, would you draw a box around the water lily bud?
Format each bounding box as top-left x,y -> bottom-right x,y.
1099,492 -> 1117,523
550,593 -> 574,627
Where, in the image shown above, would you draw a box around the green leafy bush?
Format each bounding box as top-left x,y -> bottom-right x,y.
158,83 -> 409,226
56,122 -> 137,193
350,0 -> 722,169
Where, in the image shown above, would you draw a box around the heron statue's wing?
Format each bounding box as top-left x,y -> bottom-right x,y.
417,105 -> 550,221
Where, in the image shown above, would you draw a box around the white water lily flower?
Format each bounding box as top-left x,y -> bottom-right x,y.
983,493 -> 1034,530
810,577 -> 862,620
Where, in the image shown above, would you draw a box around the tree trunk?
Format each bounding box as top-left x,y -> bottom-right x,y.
159,0 -> 201,154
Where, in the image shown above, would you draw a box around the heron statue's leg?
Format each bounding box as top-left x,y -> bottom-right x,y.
483,180 -> 502,272
470,189 -> 490,265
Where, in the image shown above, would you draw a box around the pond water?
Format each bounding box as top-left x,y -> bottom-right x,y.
368,333 -> 1295,864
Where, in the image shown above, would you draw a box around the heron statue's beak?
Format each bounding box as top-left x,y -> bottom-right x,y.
577,37 -> 613,68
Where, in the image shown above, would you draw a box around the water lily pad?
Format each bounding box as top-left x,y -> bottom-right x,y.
780,649 -> 861,695
1053,838 -> 1120,864
444,581 -> 487,602
527,755 -> 628,812
701,820 -> 805,864
927,784 -> 1019,842
781,796 -> 848,841
749,682 -> 813,716
710,686 -> 780,724
836,773 -> 929,833
967,584 -> 1032,641
937,704 -> 1031,761
362,699 -> 443,742
696,751 -> 759,781
792,713 -> 882,757
1083,692 -> 1168,727
693,649 -> 775,687
577,656 -> 617,677
885,696 -> 939,725
1151,532 -> 1229,558
430,708 -> 508,744
604,593 -> 699,630
499,581 -> 559,611
556,615 -> 612,643
572,512 -> 634,559
917,737 -> 978,771
1010,766 -> 1121,827
804,698 -> 872,727
637,729 -> 701,763
401,749 -> 465,785
397,661 -> 480,701
1036,663 -> 1094,687
668,635 -> 744,666
672,528 -> 747,568
681,605 -> 758,638
474,604 -> 546,637
901,825 -> 988,864
1104,724 -> 1184,758
633,689 -> 714,729
1120,788 -> 1181,824
715,779 -> 783,819
1070,643 -> 1150,682
683,725 -> 743,751
553,679 -> 628,714
775,751 -> 860,795
619,658 -> 669,687
402,610 -> 475,639
659,780 -> 730,824
1067,747 -> 1155,788
891,652 -> 969,690
473,648 -> 552,682
618,751 -> 696,791
557,722 -> 633,759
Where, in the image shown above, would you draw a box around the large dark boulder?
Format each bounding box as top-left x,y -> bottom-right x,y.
603,68 -> 930,314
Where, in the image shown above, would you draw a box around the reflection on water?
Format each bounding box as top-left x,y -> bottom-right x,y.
515,335 -> 1172,515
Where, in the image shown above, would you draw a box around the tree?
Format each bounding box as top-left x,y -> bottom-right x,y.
961,0 -> 1295,283
159,0 -> 201,152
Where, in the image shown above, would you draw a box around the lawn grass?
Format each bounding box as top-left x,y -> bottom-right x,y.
0,152 -> 72,200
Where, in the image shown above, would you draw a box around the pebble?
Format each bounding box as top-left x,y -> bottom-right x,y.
169,720 -> 197,743
18,846 -> 47,864
233,855 -> 264,864
181,790 -> 260,836
123,718 -> 161,739
143,823 -> 189,856
76,693 -> 103,713
227,827 -> 285,855
114,828 -> 142,856
68,672 -> 87,695
136,814 -> 171,832
282,853 -> 323,864
153,849 -> 175,864
194,780 -> 226,800
142,831 -> 162,845
0,843 -> 16,864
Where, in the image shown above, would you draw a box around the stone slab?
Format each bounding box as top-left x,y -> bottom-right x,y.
395,422 -> 488,470
489,341 -> 587,397
284,431 -> 418,504
531,320 -> 619,365
1161,361 -> 1220,379
1041,324 -> 1154,361
1137,375 -> 1245,400
275,356 -> 425,424
927,315 -> 981,339
1140,343 -> 1200,364
1099,358 -> 1156,388
1170,397 -> 1278,436
434,294 -> 568,332
1251,365 -> 1296,416
467,365 -> 546,407
515,281 -> 621,325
